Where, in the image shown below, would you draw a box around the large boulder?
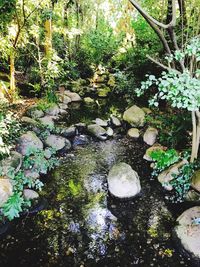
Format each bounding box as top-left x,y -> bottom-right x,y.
191,170 -> 200,193
87,124 -> 107,140
174,207 -> 200,263
107,162 -> 141,198
45,134 -> 71,151
123,105 -> 145,127
16,131 -> 43,156
0,178 -> 13,207
0,151 -> 22,175
143,127 -> 158,146
64,91 -> 81,102
158,159 -> 188,190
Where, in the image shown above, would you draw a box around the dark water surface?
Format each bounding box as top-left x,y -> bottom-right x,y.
0,137 -> 193,267
0,98 -> 195,267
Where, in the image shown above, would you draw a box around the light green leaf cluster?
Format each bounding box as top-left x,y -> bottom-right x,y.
136,37 -> 200,111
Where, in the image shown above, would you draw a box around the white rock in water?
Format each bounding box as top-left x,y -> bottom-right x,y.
107,162 -> 141,198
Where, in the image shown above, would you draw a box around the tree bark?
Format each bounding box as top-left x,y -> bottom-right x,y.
44,19 -> 52,58
9,52 -> 15,101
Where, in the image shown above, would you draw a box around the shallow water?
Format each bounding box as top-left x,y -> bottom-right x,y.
0,136 -> 194,267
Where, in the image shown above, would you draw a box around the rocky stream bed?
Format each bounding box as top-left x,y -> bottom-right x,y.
0,84 -> 200,267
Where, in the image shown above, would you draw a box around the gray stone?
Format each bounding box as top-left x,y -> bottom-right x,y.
21,116 -> 39,127
59,103 -> 68,110
111,115 -> 121,127
64,91 -> 81,102
61,126 -> 76,138
16,131 -> 43,156
45,103 -> 60,116
73,135 -> 89,147
38,116 -> 55,129
123,105 -> 145,127
174,207 -> 200,261
143,127 -> 158,146
94,118 -> 108,127
23,189 -> 39,200
0,178 -> 13,207
0,151 -> 22,175
24,170 -> 40,180
107,127 -> 114,137
87,124 -> 107,140
127,128 -> 140,138
158,159 -> 188,190
59,109 -> 68,115
28,107 -> 44,119
44,148 -> 52,159
58,94 -> 72,104
45,134 -> 71,151
107,162 -> 141,198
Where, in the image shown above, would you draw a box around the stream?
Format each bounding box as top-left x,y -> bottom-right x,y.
0,97 -> 194,267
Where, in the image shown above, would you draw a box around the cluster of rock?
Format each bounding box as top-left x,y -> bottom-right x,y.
67,66 -> 116,98
121,104 -> 200,262
87,115 -> 121,140
122,105 -> 158,146
0,90 -> 83,209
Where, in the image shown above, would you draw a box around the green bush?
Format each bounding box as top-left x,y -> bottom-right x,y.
0,147 -> 59,221
150,149 -> 180,176
0,108 -> 22,160
146,111 -> 191,149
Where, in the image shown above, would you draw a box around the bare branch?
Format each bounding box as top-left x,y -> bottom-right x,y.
129,0 -> 176,29
147,55 -> 181,73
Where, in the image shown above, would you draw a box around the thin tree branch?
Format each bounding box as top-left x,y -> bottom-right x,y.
147,55 -> 180,73
129,0 -> 176,29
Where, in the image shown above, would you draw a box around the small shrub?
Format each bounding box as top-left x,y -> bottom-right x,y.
150,149 -> 180,176
0,109 -> 22,160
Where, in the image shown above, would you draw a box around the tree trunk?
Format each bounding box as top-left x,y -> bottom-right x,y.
44,19 -> 52,58
191,111 -> 200,162
9,52 -> 15,101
